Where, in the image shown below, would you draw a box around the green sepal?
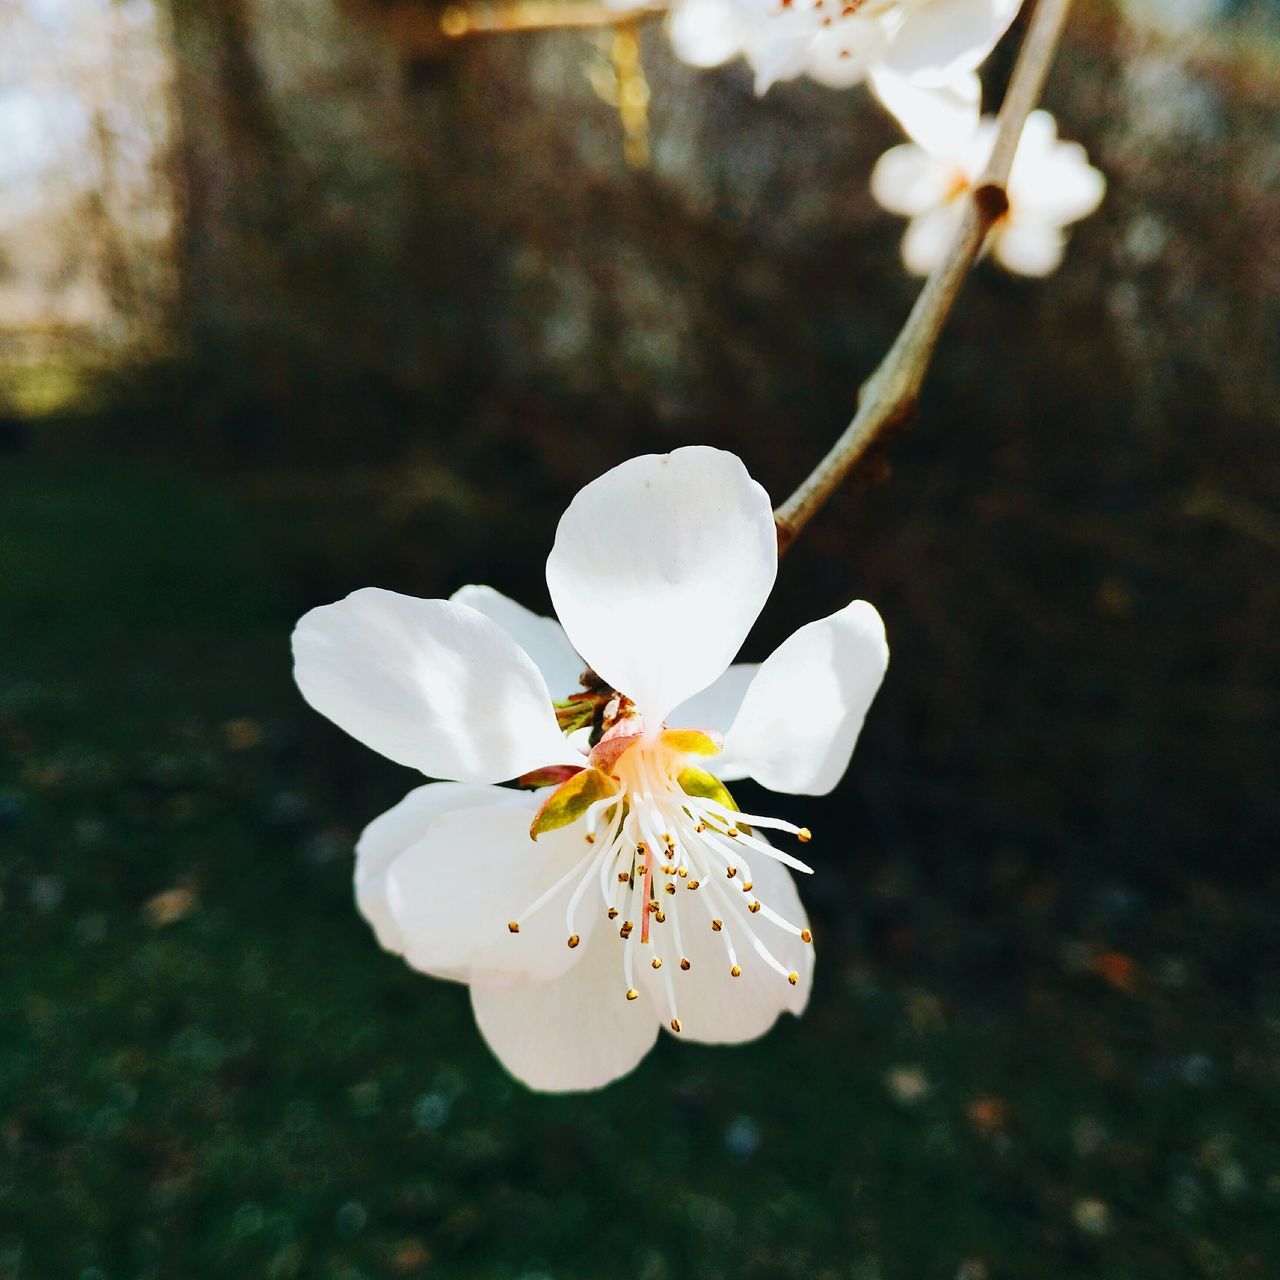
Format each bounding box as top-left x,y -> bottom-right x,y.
530,767 -> 617,840
676,768 -> 751,835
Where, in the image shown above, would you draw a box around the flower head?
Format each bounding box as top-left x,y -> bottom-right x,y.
652,0 -> 1022,149
293,447 -> 888,1091
871,107 -> 1106,277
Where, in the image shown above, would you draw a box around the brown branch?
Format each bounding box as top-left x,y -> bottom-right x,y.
440,0 -> 668,37
774,0 -> 1075,552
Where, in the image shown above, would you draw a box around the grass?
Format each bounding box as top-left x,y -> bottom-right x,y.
1,455 -> 1277,1280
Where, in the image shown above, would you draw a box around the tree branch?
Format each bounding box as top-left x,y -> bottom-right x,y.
440,0 -> 668,37
773,0 -> 1075,551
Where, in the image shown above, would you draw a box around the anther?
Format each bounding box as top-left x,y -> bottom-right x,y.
748,900 -> 761,914
788,971 -> 800,986
677,867 -> 688,879
665,883 -> 676,895
651,957 -> 662,970
694,821 -> 707,833
625,988 -> 639,1001
680,958 -> 691,971
686,880 -> 699,891
726,866 -> 737,879
567,934 -> 580,948
670,1018 -> 682,1033
725,827 -> 740,839
617,871 -> 630,884
608,907 -> 619,920
654,910 -> 666,923
636,842 -> 648,856
585,833 -> 595,843
800,928 -> 813,944
741,880 -> 753,892
797,827 -> 812,844
711,919 -> 723,932
507,922 -> 520,934
730,964 -> 742,978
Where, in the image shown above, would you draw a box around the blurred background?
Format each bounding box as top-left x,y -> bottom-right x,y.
2,0 -> 1278,1275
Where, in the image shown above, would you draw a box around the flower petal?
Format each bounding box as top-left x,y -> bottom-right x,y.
450,584 -> 585,701
881,0 -> 1023,84
669,662 -> 758,736
668,0 -> 745,69
355,782 -> 526,954
992,218 -> 1066,276
642,834 -> 812,1044
720,600 -> 888,795
387,790 -> 601,983
870,142 -> 953,218
545,448 -> 778,725
470,925 -> 660,1091
901,204 -> 964,275
870,66 -> 981,156
293,588 -> 579,784
805,16 -> 889,89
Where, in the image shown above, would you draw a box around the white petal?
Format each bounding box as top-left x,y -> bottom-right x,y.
720,600 -> 888,795
669,662 -> 759,735
545,448 -> 778,726
805,17 -> 888,89
355,782 -> 525,954
387,791 -> 600,983
901,203 -> 964,275
450,584 -> 584,701
293,588 -> 579,784
668,0 -> 745,69
991,218 -> 1066,276
881,0 -> 1023,84
870,142 -> 953,217
870,66 -> 981,156
741,9 -> 819,92
643,835 -> 812,1044
470,925 -> 660,1091
1016,143 -> 1106,225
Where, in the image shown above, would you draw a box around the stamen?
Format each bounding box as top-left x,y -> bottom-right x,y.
507,922 -> 520,934
670,1018 -> 682,1033
625,988 -> 639,1001
567,934 -> 580,948
801,929 -> 813,944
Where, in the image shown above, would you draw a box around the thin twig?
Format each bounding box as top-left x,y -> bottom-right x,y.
774,0 -> 1075,551
440,0 -> 668,37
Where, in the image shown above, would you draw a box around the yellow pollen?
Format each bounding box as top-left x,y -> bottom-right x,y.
788,970 -> 800,985
670,1018 -> 682,1033
797,827 -> 812,843
585,833 -> 595,843
507,922 -> 520,934
567,934 -> 580,948
686,880 -> 700,891
741,881 -> 753,893
677,867 -> 688,878
665,883 -> 676,895
654,910 -> 666,923
711,919 -> 723,932
748,901 -> 761,914
662,833 -> 674,846
801,929 -> 813,944
730,964 -> 742,978
694,822 -> 707,833
725,827 -> 740,839
625,988 -> 639,1001
680,958 -> 691,971
726,866 -> 737,878
608,908 -> 619,920
651,957 -> 662,970
636,842 -> 648,856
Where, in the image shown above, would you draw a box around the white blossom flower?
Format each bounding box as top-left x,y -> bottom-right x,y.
644,0 -> 1023,150
871,107 -> 1106,276
293,447 -> 888,1092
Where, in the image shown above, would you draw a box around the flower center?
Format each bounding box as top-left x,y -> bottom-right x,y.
508,735 -> 814,1034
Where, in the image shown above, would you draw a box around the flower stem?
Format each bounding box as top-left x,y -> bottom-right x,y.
773,0 -> 1075,552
